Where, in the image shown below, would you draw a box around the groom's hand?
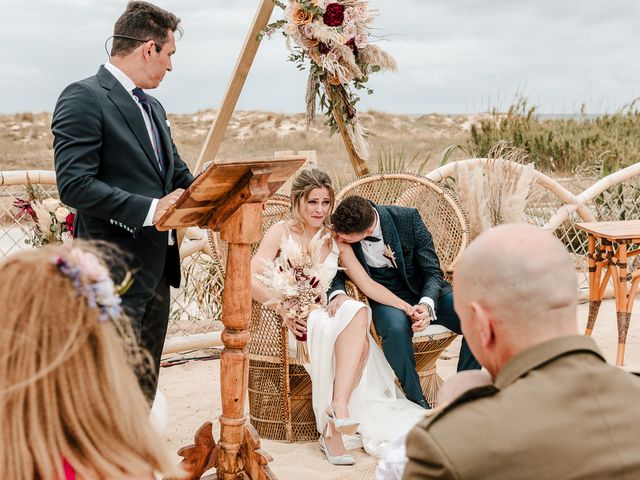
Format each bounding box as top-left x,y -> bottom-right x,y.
327,294 -> 349,317
410,304 -> 432,332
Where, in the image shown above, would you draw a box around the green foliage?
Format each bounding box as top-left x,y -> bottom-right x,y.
466,96 -> 640,175
375,146 -> 431,174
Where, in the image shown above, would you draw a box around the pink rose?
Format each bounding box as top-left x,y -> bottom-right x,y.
343,21 -> 357,39
355,32 -> 368,49
302,23 -> 315,38
67,248 -> 108,282
343,6 -> 355,23
354,4 -> 368,21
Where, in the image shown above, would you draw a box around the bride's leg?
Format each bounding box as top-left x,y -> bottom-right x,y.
351,333 -> 370,392
332,306 -> 368,419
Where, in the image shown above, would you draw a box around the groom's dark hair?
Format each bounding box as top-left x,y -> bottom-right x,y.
331,196 -> 376,234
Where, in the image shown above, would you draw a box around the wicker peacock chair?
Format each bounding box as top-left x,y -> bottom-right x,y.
234,195 -> 319,442
335,172 -> 470,407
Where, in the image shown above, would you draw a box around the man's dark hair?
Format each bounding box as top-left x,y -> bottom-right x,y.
331,196 -> 376,234
111,1 -> 181,56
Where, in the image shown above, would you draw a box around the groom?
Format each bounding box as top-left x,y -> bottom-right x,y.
327,196 -> 480,409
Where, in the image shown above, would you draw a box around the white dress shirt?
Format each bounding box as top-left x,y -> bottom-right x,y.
103,62 -> 167,240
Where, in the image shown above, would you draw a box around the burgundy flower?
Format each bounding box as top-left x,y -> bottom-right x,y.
65,212 -> 75,235
323,3 -> 345,27
346,37 -> 357,52
13,198 -> 36,220
318,42 -> 331,55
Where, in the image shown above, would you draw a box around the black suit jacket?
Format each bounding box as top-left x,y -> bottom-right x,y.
52,65 -> 194,291
329,204 -> 450,311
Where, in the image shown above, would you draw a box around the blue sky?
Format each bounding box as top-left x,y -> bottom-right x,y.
1,0 -> 639,114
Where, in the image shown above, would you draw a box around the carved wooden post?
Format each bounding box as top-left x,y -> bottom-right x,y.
157,157 -> 304,479
217,203 -> 262,478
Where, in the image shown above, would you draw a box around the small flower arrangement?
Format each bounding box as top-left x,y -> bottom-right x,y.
262,0 -> 397,161
255,229 -> 332,363
14,185 -> 75,247
54,246 -> 133,322
383,244 -> 397,268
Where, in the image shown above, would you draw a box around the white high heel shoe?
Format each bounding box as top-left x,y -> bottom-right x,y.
320,426 -> 356,466
326,404 -> 359,436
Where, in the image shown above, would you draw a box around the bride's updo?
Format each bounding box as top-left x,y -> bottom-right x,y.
290,168 -> 335,229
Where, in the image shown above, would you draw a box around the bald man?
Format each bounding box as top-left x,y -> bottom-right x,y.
402,224 -> 640,480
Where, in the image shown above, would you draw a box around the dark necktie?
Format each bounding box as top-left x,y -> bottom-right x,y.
364,235 -> 381,242
131,87 -> 166,175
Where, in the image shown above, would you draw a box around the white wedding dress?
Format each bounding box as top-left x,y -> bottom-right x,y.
297,237 -> 427,457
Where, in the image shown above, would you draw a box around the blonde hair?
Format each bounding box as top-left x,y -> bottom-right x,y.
289,168 -> 335,230
0,244 -> 179,479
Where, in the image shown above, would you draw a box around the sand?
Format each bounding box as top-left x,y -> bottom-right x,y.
159,298 -> 640,479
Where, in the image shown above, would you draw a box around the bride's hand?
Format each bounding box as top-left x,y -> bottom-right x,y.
278,306 -> 307,336
327,293 -> 349,317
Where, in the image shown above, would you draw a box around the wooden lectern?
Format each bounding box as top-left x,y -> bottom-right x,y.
157,156 -> 305,480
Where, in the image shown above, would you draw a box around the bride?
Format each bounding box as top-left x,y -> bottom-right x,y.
251,169 -> 426,465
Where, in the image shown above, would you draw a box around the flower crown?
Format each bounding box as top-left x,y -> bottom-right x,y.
53,248 -> 131,322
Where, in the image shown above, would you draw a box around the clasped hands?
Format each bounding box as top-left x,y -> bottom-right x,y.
326,294 -> 432,332
407,304 -> 432,333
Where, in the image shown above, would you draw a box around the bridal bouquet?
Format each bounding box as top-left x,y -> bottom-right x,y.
255,230 -> 331,363
262,0 -> 397,160
14,186 -> 75,247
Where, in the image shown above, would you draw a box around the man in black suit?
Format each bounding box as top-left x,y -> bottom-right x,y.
52,1 -> 194,401
328,196 -> 480,409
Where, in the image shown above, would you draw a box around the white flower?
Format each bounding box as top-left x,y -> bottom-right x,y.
93,277 -> 118,305
54,207 -> 70,223
61,231 -> 73,245
42,198 -> 60,212
354,4 -> 368,21
284,21 -> 299,36
313,0 -> 328,10
355,33 -> 369,49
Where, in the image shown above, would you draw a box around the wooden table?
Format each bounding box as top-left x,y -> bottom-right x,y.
576,220 -> 640,366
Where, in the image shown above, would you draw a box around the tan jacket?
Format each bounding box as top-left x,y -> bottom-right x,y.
403,336 -> 640,480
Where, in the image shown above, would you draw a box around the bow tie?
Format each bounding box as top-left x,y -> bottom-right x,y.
364,235 -> 381,243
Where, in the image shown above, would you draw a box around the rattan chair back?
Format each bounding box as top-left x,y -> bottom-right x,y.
335,172 -> 469,278
336,172 -> 468,406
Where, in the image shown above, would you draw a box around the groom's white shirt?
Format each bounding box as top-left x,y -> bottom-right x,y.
330,210 -> 436,317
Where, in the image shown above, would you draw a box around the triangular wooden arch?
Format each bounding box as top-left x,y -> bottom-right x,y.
192,0 -> 369,177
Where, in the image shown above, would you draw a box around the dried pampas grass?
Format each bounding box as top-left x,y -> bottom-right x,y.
359,44 -> 397,72
347,119 -> 369,160
456,142 -> 536,239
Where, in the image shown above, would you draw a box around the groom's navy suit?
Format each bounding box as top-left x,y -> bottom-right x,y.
52,65 -> 194,398
329,204 -> 480,407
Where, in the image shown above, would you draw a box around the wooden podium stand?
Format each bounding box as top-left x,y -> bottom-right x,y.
157,156 -> 305,480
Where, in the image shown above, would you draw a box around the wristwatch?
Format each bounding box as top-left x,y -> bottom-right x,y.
419,302 -> 434,319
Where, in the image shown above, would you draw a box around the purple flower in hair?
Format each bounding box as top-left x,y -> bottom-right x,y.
54,248 -> 124,322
